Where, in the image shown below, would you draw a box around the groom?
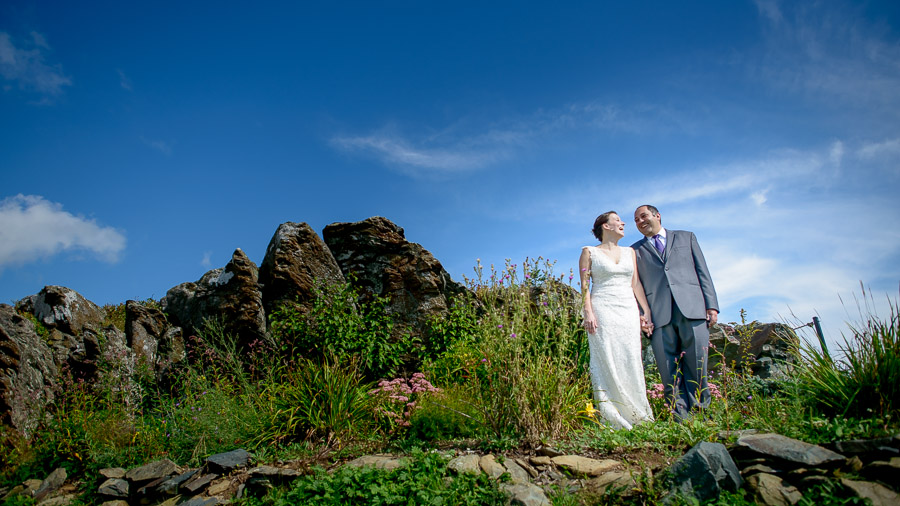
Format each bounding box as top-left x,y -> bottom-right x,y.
631,205 -> 718,420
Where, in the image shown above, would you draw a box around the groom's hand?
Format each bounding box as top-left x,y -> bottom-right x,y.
706,309 -> 718,327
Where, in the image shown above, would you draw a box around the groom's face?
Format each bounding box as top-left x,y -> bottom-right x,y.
634,206 -> 662,237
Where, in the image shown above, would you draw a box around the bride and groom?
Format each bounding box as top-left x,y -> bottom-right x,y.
579,205 -> 718,429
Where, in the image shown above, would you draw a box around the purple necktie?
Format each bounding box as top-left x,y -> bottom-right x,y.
653,234 -> 665,255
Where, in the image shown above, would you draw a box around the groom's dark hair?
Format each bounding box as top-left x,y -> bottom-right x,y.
638,204 -> 660,217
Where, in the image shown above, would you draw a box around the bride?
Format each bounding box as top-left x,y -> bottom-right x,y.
579,211 -> 655,429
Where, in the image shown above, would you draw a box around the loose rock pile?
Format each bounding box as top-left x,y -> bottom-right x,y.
4,432 -> 897,505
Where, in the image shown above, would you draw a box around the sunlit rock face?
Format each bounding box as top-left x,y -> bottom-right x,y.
258,221 -> 344,316
0,304 -> 57,435
163,248 -> 266,348
322,216 -> 468,340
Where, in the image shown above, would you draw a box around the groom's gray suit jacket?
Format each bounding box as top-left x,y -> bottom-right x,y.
632,230 -> 718,327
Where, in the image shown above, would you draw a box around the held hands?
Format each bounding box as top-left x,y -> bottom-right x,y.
640,314 -> 654,335
706,309 -> 719,327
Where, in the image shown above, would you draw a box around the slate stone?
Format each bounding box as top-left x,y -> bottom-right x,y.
182,473 -> 217,494
345,455 -> 407,471
832,437 -> 900,457
740,463 -> 778,476
746,473 -> 802,506
861,457 -> 900,483
33,467 -> 67,502
500,482 -> 551,506
179,496 -> 220,506
515,458 -> 539,479
98,468 -> 126,480
247,466 -> 302,479
667,441 -> 742,503
97,478 -> 129,498
736,433 -> 846,467
99,501 -> 130,506
503,459 -> 531,484
589,471 -> 635,492
447,455 -> 481,475
156,469 -> 199,495
551,455 -> 620,477
206,449 -> 252,474
529,456 -> 553,466
125,458 -> 179,483
840,478 -> 900,506
479,454 -> 506,480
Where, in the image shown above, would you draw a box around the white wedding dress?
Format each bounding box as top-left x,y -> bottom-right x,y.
584,246 -> 654,430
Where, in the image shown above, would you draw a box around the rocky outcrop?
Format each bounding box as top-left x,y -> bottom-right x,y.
0,304 -> 57,434
125,301 -> 184,368
258,222 -> 344,315
30,285 -> 106,337
163,248 -> 267,348
323,217 -> 467,338
708,323 -> 799,379
666,441 -> 742,503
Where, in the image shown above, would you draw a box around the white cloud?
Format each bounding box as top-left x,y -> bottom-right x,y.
201,251 -> 212,268
0,195 -> 126,267
117,69 -> 133,91
331,102 -> 690,177
752,2 -> 900,108
0,31 -> 71,97
140,136 -> 173,155
857,138 -> 900,160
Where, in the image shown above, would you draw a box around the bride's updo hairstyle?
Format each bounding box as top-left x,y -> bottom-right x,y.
592,211 -> 617,241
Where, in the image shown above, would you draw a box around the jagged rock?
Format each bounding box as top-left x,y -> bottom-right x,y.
0,304 -> 57,433
98,468 -> 126,480
708,323 -> 798,379
258,222 -> 345,315
31,286 -> 105,336
163,249 -> 267,349
156,469 -> 198,495
206,449 -> 252,474
448,454 -> 481,474
479,454 -> 507,479
840,479 -> 900,506
746,473 -> 802,506
182,473 -> 217,494
323,217 -> 467,340
125,300 -> 184,368
97,478 -> 129,498
501,482 -> 551,506
345,455 -> 408,471
741,463 -> 779,476
125,458 -> 179,484
247,466 -> 302,480
503,459 -> 531,484
862,457 -> 900,484
179,496 -> 220,506
667,442 -> 742,503
99,501 -> 129,506
207,478 -> 234,497
551,455 -> 620,477
830,436 -> 900,459
529,456 -> 553,466
589,471 -> 636,492
515,458 -> 539,479
735,433 -> 846,467
33,467 -> 66,502
37,494 -> 76,506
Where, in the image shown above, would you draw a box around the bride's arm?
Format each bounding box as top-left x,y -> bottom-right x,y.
630,248 -> 653,326
579,247 -> 597,334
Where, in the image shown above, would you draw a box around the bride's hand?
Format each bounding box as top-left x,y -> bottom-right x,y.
583,314 -> 598,334
640,315 -> 654,335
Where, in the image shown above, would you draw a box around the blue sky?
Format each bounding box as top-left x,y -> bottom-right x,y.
2,0 -> 899,349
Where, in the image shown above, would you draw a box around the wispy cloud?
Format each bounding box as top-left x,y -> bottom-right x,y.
200,251 -> 212,268
0,31 -> 71,98
0,195 -> 126,268
117,69 -> 133,91
751,1 -> 900,109
331,102 -> 690,177
857,138 -> 900,161
140,136 -> 173,155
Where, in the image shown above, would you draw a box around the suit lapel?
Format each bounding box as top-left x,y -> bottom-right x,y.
639,237 -> 664,263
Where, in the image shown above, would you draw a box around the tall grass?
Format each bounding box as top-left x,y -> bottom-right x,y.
795,293 -> 900,421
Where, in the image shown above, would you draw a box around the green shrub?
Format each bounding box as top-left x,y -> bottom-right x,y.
268,280 -> 414,380
430,257 -> 589,441
238,449 -> 508,506
254,356 -> 375,448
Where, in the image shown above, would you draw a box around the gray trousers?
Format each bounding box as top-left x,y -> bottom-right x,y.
650,300 -> 711,417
